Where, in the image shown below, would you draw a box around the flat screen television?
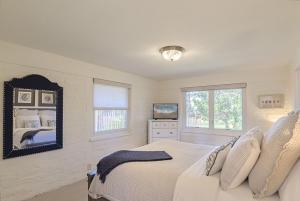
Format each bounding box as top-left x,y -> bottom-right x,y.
153,103 -> 178,120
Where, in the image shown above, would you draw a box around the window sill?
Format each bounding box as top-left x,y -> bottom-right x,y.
90,130 -> 130,142
181,128 -> 242,137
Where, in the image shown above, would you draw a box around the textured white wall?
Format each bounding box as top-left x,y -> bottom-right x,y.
156,67 -> 293,145
0,41 -> 158,201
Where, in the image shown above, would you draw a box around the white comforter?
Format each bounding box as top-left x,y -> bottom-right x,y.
89,140 -> 214,201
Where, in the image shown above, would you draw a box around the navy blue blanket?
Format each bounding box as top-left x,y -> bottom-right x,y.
97,150 -> 172,183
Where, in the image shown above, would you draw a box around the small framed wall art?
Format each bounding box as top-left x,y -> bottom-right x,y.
14,88 -> 35,106
258,94 -> 284,108
38,90 -> 56,107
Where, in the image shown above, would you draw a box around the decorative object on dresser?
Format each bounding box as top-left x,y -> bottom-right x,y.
148,120 -> 179,143
3,74 -> 63,159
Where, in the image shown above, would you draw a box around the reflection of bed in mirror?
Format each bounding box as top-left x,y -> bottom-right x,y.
13,108 -> 57,150
13,128 -> 56,149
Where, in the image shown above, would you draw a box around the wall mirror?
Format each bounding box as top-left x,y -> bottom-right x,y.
3,74 -> 63,159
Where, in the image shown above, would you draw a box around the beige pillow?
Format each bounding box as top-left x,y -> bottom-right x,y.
220,127 -> 263,190
249,111 -> 300,198
205,137 -> 239,176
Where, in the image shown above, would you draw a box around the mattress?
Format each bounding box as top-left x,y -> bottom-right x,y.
89,140 -> 214,201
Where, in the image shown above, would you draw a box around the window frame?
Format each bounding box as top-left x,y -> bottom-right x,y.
92,79 -> 131,139
182,83 -> 247,137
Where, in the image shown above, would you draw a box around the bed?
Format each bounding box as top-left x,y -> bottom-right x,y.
88,140 -> 280,201
13,127 -> 56,149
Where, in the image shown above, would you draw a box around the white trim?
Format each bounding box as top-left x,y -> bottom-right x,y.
181,83 -> 247,92
182,127 -> 243,137
209,90 -> 214,129
182,84 -> 247,136
242,87 -> 247,132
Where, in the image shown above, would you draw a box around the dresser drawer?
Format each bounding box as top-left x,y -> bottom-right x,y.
152,129 -> 177,137
169,122 -> 178,128
152,121 -> 178,129
160,122 -> 170,128
152,122 -> 162,128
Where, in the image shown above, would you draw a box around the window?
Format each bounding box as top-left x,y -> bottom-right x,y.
186,91 -> 209,128
93,79 -> 130,134
183,83 -> 246,133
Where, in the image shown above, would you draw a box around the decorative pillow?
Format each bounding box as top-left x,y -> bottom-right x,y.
249,111 -> 300,198
40,115 -> 56,127
279,159 -> 300,201
47,120 -> 56,128
38,110 -> 56,116
205,137 -> 239,176
24,119 -> 41,128
15,115 -> 40,128
220,127 -> 263,190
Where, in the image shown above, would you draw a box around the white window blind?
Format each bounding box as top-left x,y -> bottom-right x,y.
94,84 -> 128,108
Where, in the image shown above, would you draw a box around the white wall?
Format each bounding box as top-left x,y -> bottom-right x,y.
0,41 -> 158,201
156,67 -> 293,145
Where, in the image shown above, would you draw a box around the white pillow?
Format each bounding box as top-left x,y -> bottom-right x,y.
242,127 -> 263,145
279,159 -> 300,201
40,115 -> 56,127
205,137 -> 239,176
249,111 -> 300,198
15,115 -> 40,128
24,119 -> 41,128
220,127 -> 263,190
15,109 -> 38,116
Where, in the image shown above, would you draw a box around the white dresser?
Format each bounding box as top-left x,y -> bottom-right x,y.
148,120 -> 179,143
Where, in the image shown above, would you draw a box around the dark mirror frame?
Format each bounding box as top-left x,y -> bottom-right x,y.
3,74 -> 63,159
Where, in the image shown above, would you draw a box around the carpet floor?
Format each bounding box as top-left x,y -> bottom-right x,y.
23,180 -> 108,201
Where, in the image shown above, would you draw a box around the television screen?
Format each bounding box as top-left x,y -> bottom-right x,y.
153,103 -> 178,120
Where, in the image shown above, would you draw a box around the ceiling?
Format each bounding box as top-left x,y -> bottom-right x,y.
0,0 -> 300,80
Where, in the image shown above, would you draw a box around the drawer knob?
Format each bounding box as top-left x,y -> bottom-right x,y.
170,132 -> 173,134
157,132 -> 160,134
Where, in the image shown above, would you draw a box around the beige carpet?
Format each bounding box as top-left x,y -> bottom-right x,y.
23,180 -> 108,201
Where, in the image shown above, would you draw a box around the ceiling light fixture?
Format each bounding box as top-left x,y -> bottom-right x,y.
159,46 -> 185,61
